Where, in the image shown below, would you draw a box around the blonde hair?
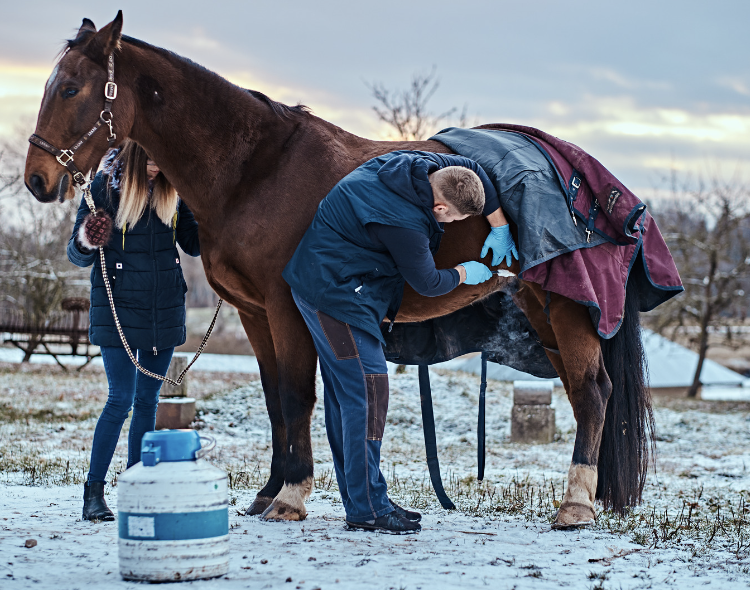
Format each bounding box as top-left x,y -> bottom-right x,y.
432,166 -> 485,216
111,140 -> 178,230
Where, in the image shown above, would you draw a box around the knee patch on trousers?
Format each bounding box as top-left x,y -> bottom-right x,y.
317,311 -> 358,360
366,374 -> 389,441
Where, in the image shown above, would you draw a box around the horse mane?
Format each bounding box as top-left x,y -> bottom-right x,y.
244,89 -> 311,119
63,32 -> 311,120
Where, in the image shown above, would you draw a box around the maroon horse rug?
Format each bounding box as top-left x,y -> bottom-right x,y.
431,125 -> 683,339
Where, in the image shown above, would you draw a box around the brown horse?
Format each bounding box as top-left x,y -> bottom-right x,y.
25,13 -> 652,528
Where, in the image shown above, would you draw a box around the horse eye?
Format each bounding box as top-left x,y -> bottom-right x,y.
62,88 -> 79,99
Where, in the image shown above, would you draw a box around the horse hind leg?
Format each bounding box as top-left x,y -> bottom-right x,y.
538,289 -> 612,528
237,310 -> 287,516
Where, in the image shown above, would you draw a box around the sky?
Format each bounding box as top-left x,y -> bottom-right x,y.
1,0 -> 748,193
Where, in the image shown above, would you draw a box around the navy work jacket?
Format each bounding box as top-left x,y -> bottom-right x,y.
283,150 -> 498,344
67,172 -> 200,351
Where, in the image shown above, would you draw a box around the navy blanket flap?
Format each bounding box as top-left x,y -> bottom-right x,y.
382,284 -> 557,379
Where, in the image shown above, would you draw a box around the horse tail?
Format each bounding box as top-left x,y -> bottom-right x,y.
596,276 -> 655,513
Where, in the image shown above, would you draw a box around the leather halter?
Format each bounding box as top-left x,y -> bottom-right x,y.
28,53 -> 118,186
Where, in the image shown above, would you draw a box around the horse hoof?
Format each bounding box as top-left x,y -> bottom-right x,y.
260,480 -> 313,521
551,502 -> 596,530
261,500 -> 307,521
245,495 -> 274,516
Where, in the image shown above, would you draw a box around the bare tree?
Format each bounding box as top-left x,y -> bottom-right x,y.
368,67 -> 467,141
650,177 -> 750,396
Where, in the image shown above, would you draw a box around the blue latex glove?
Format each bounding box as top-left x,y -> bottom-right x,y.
481,225 -> 519,267
458,261 -> 493,285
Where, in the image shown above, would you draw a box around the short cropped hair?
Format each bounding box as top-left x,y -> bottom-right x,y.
432,167 -> 485,215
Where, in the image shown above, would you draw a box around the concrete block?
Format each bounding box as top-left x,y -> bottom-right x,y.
161,355 -> 189,398
511,405 -> 555,444
513,380 -> 553,405
155,397 -> 196,430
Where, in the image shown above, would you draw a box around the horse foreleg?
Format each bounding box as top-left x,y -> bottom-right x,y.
237,310 -> 287,515
519,282 -> 612,528
260,292 -> 318,521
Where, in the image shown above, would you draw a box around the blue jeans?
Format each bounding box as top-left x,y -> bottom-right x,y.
292,290 -> 393,522
87,346 -> 174,482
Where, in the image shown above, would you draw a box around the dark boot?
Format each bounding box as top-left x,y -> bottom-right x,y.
389,498 -> 421,522
346,512 -> 421,534
82,480 -> 115,522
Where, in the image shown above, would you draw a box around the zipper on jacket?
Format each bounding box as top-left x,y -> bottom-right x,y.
151,220 -> 158,350
153,347 -> 157,355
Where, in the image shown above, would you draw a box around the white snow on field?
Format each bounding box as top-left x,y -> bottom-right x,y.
1,482 -> 733,590
3,362 -> 750,587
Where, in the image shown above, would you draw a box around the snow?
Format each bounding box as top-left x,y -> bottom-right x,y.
452,329 -> 748,391
1,483 -> 745,590
3,362 -> 750,587
0,347 -> 262,374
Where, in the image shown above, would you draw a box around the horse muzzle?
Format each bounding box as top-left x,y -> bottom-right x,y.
25,170 -> 71,203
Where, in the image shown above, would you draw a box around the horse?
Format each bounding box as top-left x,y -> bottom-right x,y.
24,12 -> 652,528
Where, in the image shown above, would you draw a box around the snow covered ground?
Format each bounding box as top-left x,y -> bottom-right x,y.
2,361 -> 750,588
1,482 -> 734,590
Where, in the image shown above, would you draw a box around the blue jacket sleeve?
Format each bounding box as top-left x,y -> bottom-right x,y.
367,223 -> 460,297
66,175 -> 108,268
175,200 -> 200,257
426,153 -> 501,216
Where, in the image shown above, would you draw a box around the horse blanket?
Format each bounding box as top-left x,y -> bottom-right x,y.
383,124 -> 683,372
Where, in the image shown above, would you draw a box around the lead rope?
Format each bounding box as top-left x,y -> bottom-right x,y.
82,176 -> 223,386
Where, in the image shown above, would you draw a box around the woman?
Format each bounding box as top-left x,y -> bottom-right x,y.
67,140 -> 200,521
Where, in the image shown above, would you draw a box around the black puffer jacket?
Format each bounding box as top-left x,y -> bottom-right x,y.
67,171 -> 200,352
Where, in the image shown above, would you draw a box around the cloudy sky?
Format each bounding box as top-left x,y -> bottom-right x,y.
2,0 -> 748,192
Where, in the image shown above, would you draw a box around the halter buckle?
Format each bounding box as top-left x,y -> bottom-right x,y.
72,171 -> 86,185
104,82 -> 118,100
56,150 -> 74,166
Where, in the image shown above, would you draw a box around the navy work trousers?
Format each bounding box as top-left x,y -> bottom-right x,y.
88,346 -> 174,482
292,290 -> 393,522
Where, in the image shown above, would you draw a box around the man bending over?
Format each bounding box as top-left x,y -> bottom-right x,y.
283,150 -> 517,534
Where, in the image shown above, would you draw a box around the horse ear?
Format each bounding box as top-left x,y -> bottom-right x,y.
84,11 -> 123,62
77,18 -> 97,37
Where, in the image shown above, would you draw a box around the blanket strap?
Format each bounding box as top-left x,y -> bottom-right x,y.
567,170 -> 582,226
585,197 -> 601,243
477,352 -> 487,481
418,365 -> 456,510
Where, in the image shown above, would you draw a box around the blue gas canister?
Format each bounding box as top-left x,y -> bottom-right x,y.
117,430 -> 229,582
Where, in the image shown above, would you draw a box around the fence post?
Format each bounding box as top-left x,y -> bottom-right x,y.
510,380 -> 555,444
155,354 -> 196,430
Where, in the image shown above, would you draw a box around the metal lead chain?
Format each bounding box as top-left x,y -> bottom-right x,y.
83,175 -> 223,385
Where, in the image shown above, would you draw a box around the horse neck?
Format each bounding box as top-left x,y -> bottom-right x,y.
117,40 -> 304,222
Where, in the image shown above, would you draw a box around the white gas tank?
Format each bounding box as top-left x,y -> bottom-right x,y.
117,430 -> 229,582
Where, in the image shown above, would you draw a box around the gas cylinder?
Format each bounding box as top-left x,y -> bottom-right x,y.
117,430 -> 229,582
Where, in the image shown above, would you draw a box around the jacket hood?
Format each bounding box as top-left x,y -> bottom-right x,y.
377,152 -> 443,234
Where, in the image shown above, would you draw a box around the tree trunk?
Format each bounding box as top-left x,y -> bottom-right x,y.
688,252 -> 717,398
687,325 -> 709,398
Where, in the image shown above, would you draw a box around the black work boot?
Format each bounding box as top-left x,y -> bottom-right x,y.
82,480 -> 115,522
346,511 -> 421,534
389,498 -> 421,522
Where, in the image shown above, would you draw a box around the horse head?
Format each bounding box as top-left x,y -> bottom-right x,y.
25,12 -> 131,203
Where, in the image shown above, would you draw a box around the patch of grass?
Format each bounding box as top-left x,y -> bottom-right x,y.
598,486 -> 750,558
0,402 -> 98,423
0,443 -> 87,485
386,467 -> 563,521
222,458 -> 268,491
